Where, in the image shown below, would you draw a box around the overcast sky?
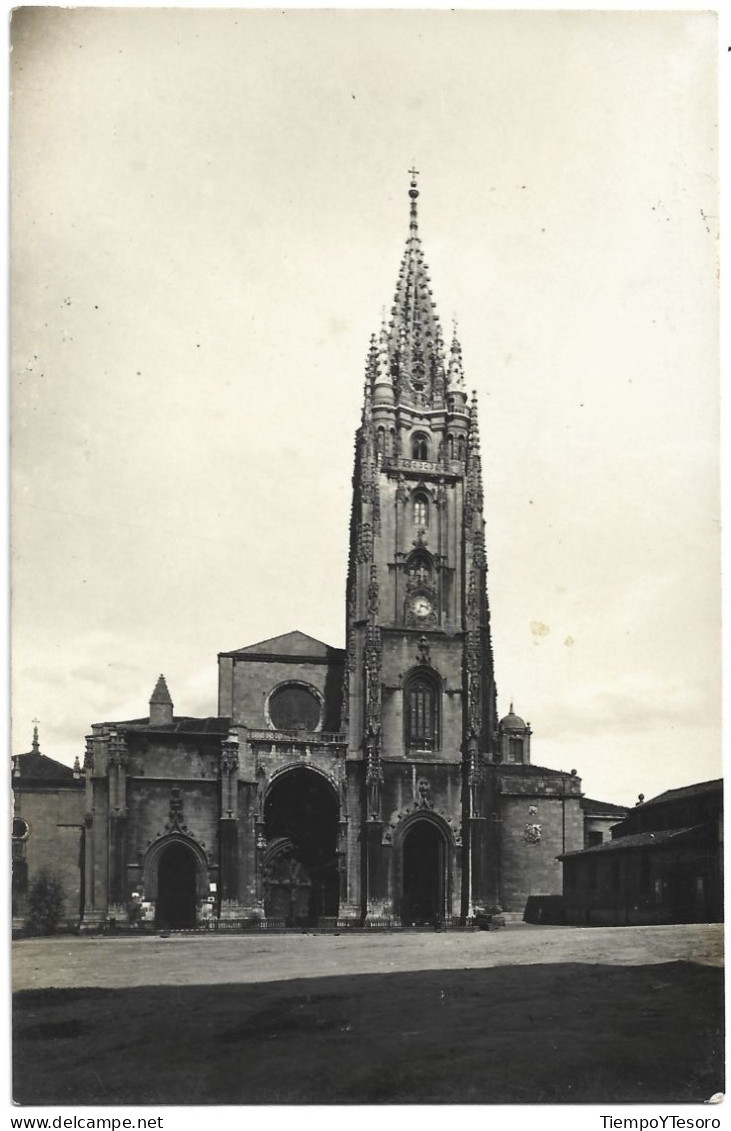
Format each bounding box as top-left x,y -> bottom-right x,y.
11,8 -> 719,806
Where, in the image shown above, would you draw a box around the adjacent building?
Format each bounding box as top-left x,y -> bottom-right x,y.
581,796 -> 629,848
11,727 -> 85,928
560,779 -> 723,926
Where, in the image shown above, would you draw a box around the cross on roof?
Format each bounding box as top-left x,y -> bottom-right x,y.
409,165 -> 419,180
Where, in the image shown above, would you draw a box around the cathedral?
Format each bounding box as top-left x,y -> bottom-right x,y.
14,175 -> 610,931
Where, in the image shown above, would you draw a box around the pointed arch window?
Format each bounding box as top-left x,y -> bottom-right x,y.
447,434 -> 454,459
411,433 -> 430,461
457,436 -> 465,462
377,427 -> 386,455
413,492 -> 429,527
404,669 -> 440,751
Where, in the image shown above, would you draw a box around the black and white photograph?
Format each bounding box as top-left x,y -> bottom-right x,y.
9,5 -> 723,1112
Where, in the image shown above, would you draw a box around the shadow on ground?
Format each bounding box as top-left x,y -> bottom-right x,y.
13,961 -> 723,1105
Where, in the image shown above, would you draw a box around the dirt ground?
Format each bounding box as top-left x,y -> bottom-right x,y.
13,923 -> 724,1105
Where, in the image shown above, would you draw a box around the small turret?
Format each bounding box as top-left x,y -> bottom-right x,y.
373,320 -> 394,407
497,702 -> 532,764
447,322 -> 466,389
149,674 -> 174,727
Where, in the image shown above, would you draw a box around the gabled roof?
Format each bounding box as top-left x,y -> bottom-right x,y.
145,716 -> 231,735
225,630 -> 343,659
13,751 -> 82,787
642,779 -> 723,808
103,716 -> 232,735
559,824 -> 708,859
580,796 -> 629,818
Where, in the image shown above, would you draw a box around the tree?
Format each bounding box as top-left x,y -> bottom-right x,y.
26,872 -> 66,936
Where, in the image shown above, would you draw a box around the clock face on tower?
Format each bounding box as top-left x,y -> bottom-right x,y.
410,595 -> 433,619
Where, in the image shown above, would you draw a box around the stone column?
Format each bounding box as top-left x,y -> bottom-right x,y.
337,820 -> 349,909
218,728 -> 244,919
107,730 -> 128,918
80,735 -> 102,931
364,744 -> 386,919
218,820 -> 239,907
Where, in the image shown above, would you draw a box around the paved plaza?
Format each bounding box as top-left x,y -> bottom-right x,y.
13,924 -> 724,1105
12,921 -> 723,991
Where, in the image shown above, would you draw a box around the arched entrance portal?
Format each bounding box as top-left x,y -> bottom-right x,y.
156,841 -> 198,928
263,768 -> 339,926
402,819 -> 447,926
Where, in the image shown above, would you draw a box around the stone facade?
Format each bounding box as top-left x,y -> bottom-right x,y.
12,739 -> 85,927
14,177 -> 622,931
80,715 -> 235,927
491,769 -> 585,911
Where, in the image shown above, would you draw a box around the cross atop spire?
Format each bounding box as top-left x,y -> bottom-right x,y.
408,166 -> 420,231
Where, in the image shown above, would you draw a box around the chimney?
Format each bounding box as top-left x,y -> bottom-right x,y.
149,674 -> 174,727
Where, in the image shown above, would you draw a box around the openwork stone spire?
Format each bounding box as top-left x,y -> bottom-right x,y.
375,171 -> 463,409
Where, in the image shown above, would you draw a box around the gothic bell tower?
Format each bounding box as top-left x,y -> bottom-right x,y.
341,172 -> 498,924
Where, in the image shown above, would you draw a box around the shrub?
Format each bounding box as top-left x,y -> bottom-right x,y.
26,872 -> 66,936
